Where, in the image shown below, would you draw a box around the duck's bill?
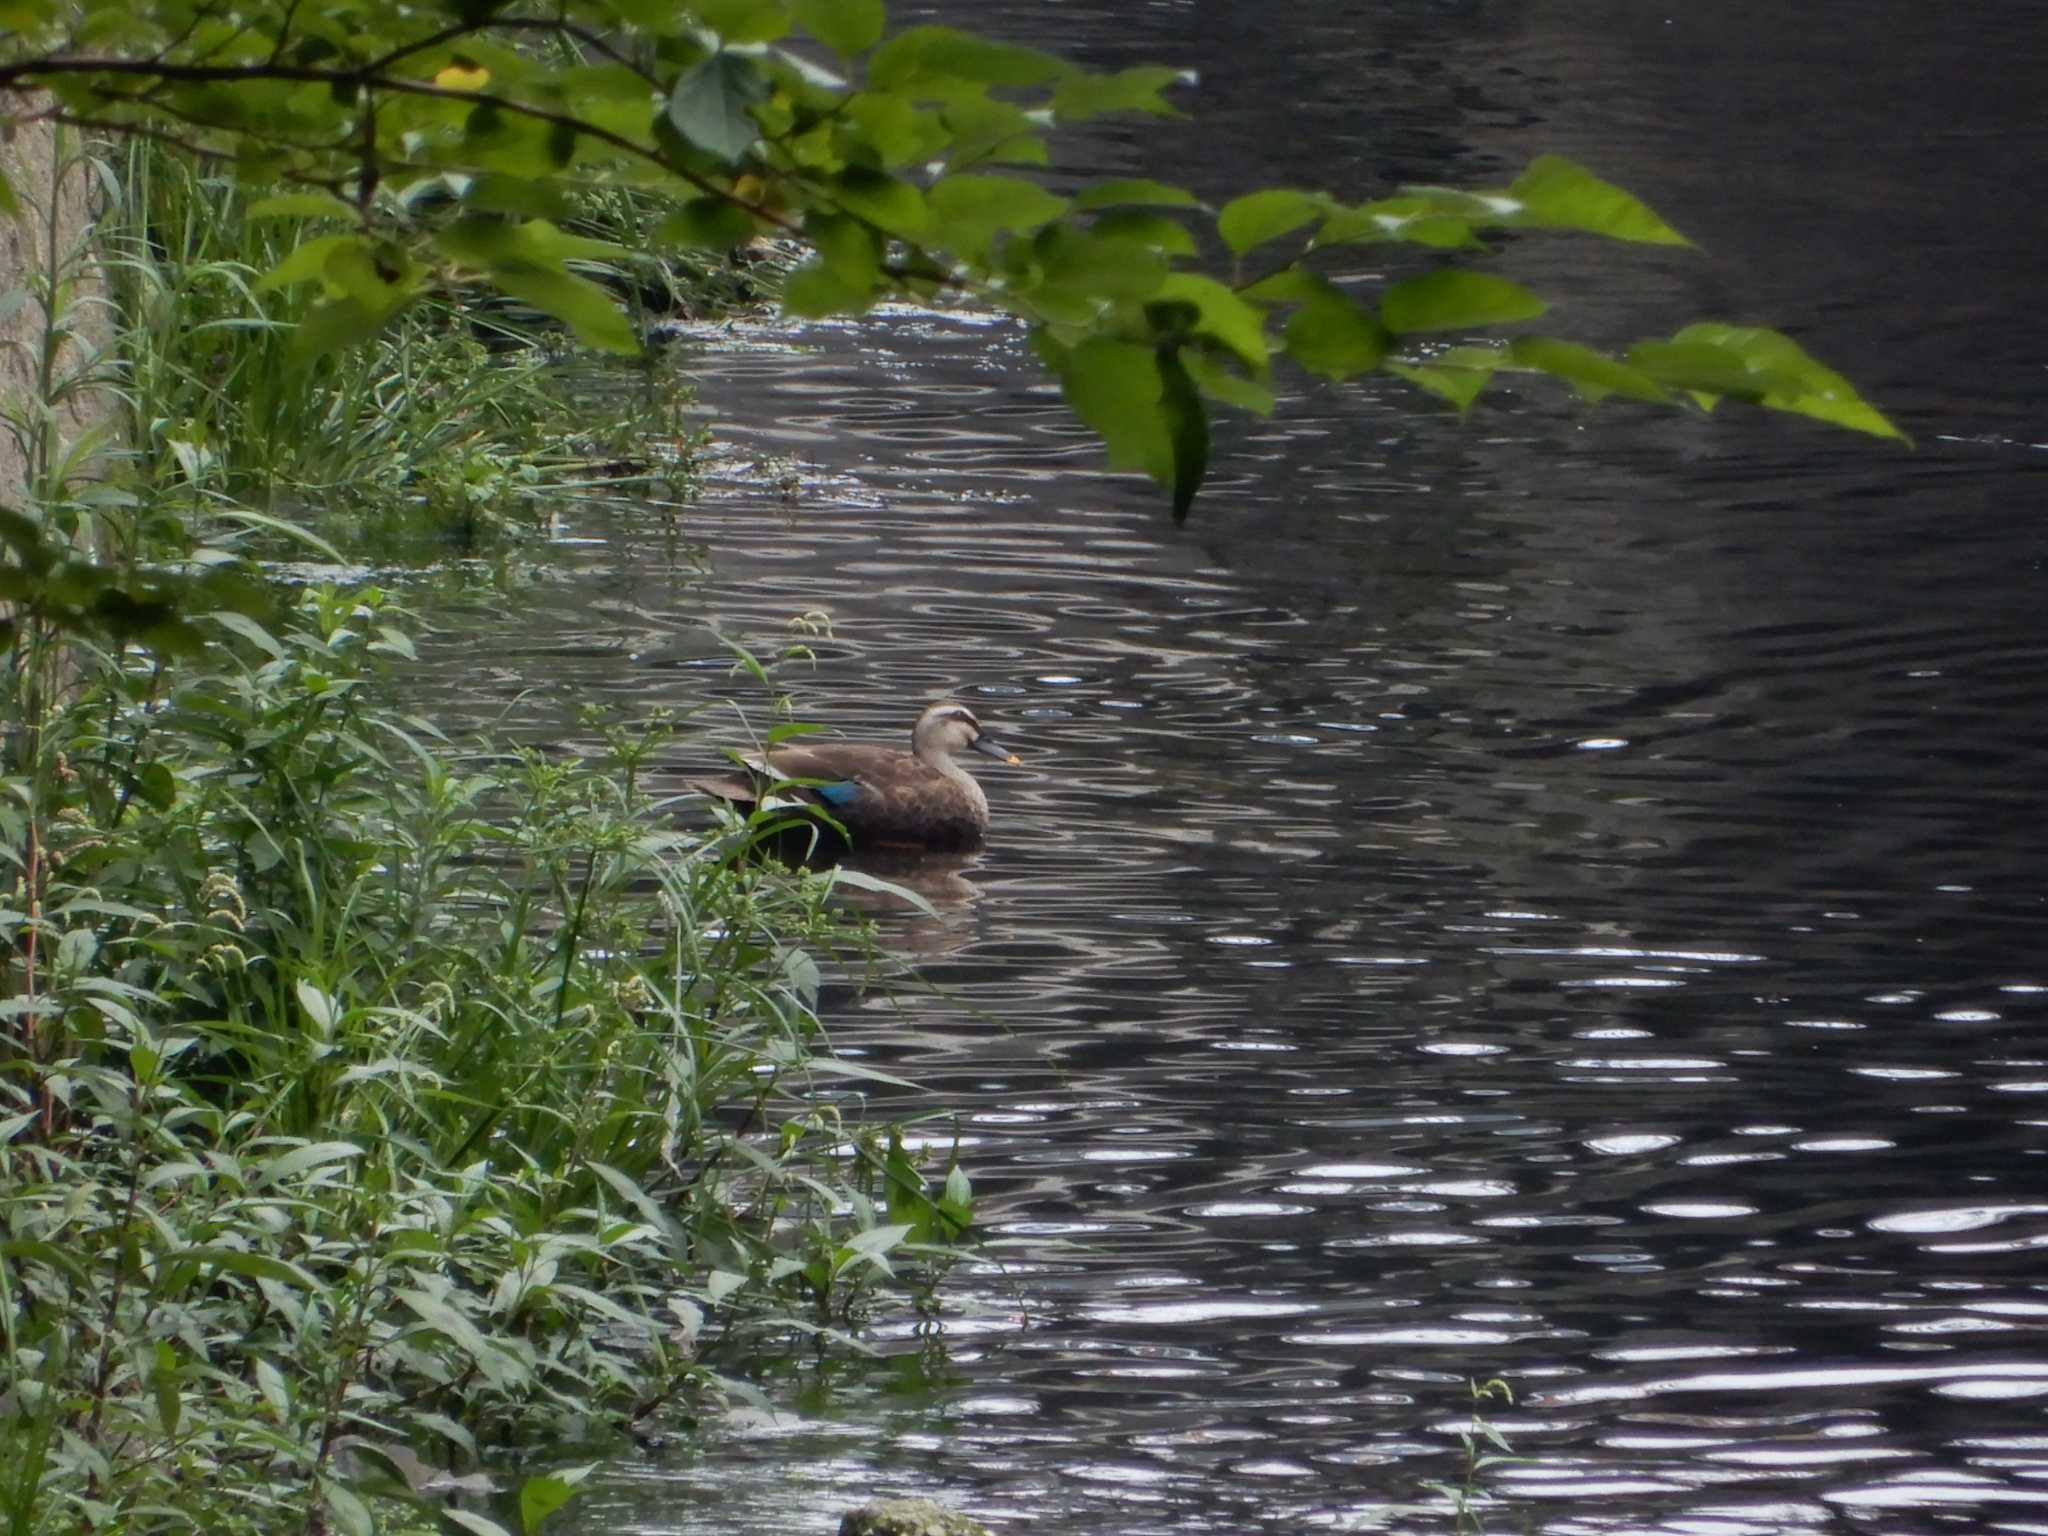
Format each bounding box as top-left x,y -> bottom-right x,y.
972,736 -> 1022,765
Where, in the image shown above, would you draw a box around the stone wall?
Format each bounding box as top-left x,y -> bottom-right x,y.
0,111 -> 115,505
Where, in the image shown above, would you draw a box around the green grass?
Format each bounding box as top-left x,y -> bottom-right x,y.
99,141 -> 707,558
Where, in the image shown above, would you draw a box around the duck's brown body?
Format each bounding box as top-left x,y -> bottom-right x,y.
689,703 -> 1018,852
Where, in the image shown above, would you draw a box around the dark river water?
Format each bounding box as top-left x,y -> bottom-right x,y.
425,2 -> 2048,1531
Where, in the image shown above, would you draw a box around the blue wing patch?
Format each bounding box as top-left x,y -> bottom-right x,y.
812,780 -> 862,807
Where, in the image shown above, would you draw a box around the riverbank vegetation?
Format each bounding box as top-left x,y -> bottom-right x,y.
104,139 -> 705,556
2,131 -> 971,1536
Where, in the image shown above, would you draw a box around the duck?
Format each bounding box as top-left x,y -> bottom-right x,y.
687,701 -> 1021,852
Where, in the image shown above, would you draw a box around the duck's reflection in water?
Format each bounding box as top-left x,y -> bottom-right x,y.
828,849 -> 986,956
809,849 -> 984,962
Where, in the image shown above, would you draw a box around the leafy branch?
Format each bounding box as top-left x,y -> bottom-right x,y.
0,0 -> 1903,520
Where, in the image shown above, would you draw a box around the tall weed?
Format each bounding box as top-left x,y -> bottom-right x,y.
0,590 -> 972,1534
101,142 -> 703,554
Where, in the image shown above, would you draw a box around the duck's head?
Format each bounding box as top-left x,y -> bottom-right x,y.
913,702 -> 1020,766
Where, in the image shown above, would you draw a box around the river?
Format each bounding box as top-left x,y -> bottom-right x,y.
428,2 -> 2048,1531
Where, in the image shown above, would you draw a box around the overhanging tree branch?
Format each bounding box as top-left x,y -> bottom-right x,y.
0,1 -> 1902,519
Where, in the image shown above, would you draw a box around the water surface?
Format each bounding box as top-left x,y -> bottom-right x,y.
426,3 -> 2048,1531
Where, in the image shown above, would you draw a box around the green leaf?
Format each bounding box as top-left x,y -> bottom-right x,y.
1051,65 -> 1188,120
395,1288 -> 521,1387
323,1482 -> 374,1536
1380,269 -> 1547,334
883,1135 -> 928,1214
820,867 -> 939,916
255,234 -> 367,292
933,92 -> 1039,167
693,0 -> 790,44
1646,323 -> 1907,439
245,191 -> 361,223
518,1466 -> 595,1534
548,117 -> 578,168
782,213 -> 880,316
1073,178 -> 1202,212
135,761 -> 178,812
1158,347 -> 1207,522
1087,210 -> 1197,257
461,173 -> 575,220
868,26 -> 1069,90
211,609 -> 288,659
412,1412 -> 479,1461
1218,188 -> 1329,257
654,197 -> 757,251
560,61 -> 653,124
1027,226 -> 1168,310
841,1222 -> 913,1260
266,240 -> 425,368
1625,340 -> 1772,400
151,1341 -> 181,1437
927,174 -> 1069,256
1387,346 -> 1505,413
1052,336 -> 1207,511
799,1056 -> 925,1090
1317,189 -> 1495,247
0,507 -> 51,571
0,1239 -> 87,1284
1182,349 -> 1275,416
1506,155 -> 1692,246
209,509 -> 345,563
979,133 -> 1047,168
447,99 -> 573,175
1152,272 -> 1268,370
320,239 -> 423,306
253,1140 -> 364,1187
1283,284 -> 1392,379
588,1162 -> 685,1246
1506,336 -> 1671,404
296,978 -> 336,1031
169,1247 -> 322,1289
0,170 -> 15,217
55,926 -> 96,976
1238,265 -> 1326,305
845,90 -> 944,168
667,51 -> 769,163
288,295 -> 411,369
492,266 -> 640,354
435,223 -> 639,348
943,1162 -> 973,1212
254,1357 -> 290,1420
792,0 -> 883,55
831,168 -> 929,239
439,1512 -> 513,1536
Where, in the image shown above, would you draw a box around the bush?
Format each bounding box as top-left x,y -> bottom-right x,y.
2,589 -> 975,1534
